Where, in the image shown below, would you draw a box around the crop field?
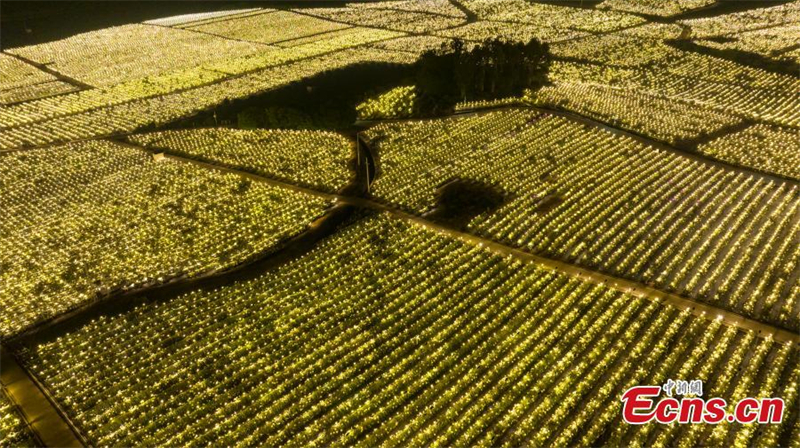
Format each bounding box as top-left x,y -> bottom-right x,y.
0,391 -> 35,447
363,110 -> 800,331
0,54 -> 79,106
129,128 -> 354,193
0,140 -> 330,335
17,214 -> 800,448
1,0 -> 799,447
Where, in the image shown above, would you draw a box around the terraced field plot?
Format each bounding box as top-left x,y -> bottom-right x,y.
0,140 -> 330,335
18,215 -> 800,448
129,128 -> 354,193
363,109 -> 800,331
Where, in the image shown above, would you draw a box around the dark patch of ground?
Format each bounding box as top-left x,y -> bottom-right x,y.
532,192 -> 564,213
530,0 -> 602,9
424,179 -> 507,229
676,0 -> 796,20
703,36 -> 737,44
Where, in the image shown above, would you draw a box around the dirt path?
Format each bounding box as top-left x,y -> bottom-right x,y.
0,347 -> 85,447
346,198 -> 800,343
3,109 -> 799,447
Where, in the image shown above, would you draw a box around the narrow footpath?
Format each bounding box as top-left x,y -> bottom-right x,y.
1,51 -> 93,90
1,347 -> 85,447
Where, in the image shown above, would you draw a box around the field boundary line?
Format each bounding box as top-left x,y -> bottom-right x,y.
369,208 -> 800,344
0,347 -> 86,447
2,51 -> 93,90
117,136 -> 799,343
357,104 -> 800,186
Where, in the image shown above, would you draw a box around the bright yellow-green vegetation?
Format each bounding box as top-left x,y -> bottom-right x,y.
0,54 -> 78,105
0,140 -> 329,336
364,109 -> 800,331
0,390 -> 36,447
356,86 -> 416,120
699,124 -> 800,181
3,1 -> 800,448
130,128 -> 354,192
22,214 -> 800,447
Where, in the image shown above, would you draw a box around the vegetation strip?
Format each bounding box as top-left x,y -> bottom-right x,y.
340,199 -> 800,344
358,104 -> 800,185
93,138 -> 800,343
0,51 -> 93,90
6,204 -> 357,348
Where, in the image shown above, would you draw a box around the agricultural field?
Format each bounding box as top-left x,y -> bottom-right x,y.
129,128 -> 354,193
17,214 -> 800,448
699,124 -> 800,181
0,140 -> 330,335
0,54 -> 79,105
1,0 -> 799,447
362,110 -> 800,331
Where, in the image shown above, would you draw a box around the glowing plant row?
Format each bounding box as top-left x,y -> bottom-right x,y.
0,54 -> 77,105
0,140 -> 329,335
698,124 -> 800,181
544,41 -> 800,129
550,35 -> 681,68
144,8 -> 264,27
363,109 -> 800,329
356,86 -> 416,120
656,54 -> 800,127
0,391 -> 36,447
526,81 -> 743,145
681,1 -> 800,38
696,24 -> 800,63
0,46 -> 411,150
130,128 -> 353,192
22,214 -> 798,447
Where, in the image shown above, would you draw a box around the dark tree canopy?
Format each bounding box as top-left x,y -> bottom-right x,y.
414,37 -> 551,114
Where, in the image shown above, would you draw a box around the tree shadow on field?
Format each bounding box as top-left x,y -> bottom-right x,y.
165,61 -> 415,133
424,179 -> 506,230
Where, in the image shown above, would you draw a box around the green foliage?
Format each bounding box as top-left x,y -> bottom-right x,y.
237,108 -> 265,130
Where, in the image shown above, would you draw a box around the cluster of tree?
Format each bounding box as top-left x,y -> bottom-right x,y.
415,37 -> 551,114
